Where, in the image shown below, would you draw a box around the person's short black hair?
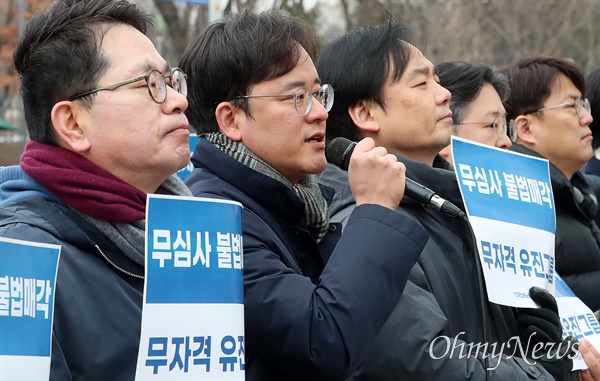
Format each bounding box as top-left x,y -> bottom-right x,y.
316,18 -> 414,143
436,61 -> 510,126
179,9 -> 318,134
13,0 -> 152,145
502,56 -> 586,122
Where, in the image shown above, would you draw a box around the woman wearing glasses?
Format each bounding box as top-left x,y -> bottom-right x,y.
436,61 -> 515,166
504,56 -> 600,316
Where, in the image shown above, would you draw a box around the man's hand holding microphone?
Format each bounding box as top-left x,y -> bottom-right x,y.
346,137 -> 407,211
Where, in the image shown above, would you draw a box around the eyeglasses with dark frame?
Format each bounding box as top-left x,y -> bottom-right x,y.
523,98 -> 591,119
453,116 -> 516,142
68,68 -> 187,104
231,84 -> 334,116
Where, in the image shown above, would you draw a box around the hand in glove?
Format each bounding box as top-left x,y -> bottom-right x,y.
516,286 -> 579,381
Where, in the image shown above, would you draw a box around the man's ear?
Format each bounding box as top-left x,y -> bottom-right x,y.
348,100 -> 380,135
51,101 -> 91,153
215,101 -> 242,141
514,115 -> 535,145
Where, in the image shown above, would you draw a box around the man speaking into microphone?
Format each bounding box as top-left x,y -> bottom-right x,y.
316,19 -> 575,381
179,10 -> 429,381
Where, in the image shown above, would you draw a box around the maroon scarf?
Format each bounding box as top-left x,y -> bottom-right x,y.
21,141 -> 146,223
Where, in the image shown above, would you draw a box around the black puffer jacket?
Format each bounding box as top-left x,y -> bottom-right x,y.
185,137 -> 428,381
318,154 -> 557,381
0,166 -> 144,381
511,143 -> 600,312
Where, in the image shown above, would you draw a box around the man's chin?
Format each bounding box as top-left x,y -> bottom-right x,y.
311,160 -> 328,175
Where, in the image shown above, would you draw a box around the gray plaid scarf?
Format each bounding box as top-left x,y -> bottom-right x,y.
76,174 -> 193,266
203,132 -> 329,242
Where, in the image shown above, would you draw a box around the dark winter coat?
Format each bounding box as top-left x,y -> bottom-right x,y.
318,154 -> 557,381
0,166 -> 144,381
511,143 -> 600,312
185,137 -> 428,381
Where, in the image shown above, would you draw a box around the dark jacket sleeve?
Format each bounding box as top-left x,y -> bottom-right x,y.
243,203 -> 427,380
0,201 -> 143,381
0,212 -> 73,381
555,223 -> 600,312
559,270 -> 600,312
352,260 -> 557,381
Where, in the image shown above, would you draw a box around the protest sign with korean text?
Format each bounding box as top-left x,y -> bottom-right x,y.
555,274 -> 600,371
135,195 -> 244,380
451,137 -> 555,308
0,237 -> 60,381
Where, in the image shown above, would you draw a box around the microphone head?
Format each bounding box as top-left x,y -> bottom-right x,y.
325,137 -> 356,171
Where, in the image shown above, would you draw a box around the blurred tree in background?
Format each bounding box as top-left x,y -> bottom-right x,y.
148,0 -> 599,73
1,0 -> 598,164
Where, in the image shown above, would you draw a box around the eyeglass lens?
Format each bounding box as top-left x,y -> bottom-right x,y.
493,118 -> 506,138
507,119 -> 518,142
293,88 -> 312,116
171,69 -> 187,98
147,70 -> 167,103
576,98 -> 591,118
147,69 -> 188,103
493,119 -> 502,137
494,117 -> 518,142
293,86 -> 335,116
320,84 -> 334,112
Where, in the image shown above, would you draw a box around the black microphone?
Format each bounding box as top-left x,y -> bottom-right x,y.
326,137 -> 465,218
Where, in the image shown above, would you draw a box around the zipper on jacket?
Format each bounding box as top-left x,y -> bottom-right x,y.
94,244 -> 144,279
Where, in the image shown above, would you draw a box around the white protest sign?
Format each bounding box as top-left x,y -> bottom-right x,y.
135,195 -> 245,380
452,137 -> 555,308
555,273 -> 600,371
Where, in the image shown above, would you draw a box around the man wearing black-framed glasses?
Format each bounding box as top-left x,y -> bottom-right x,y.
504,56 -> 600,317
69,68 -> 187,103
0,1 -> 193,379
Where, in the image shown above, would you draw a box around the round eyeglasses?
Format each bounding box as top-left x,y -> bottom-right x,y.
231,84 -> 334,116
69,68 -> 187,104
454,116 -> 516,142
524,98 -> 591,119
